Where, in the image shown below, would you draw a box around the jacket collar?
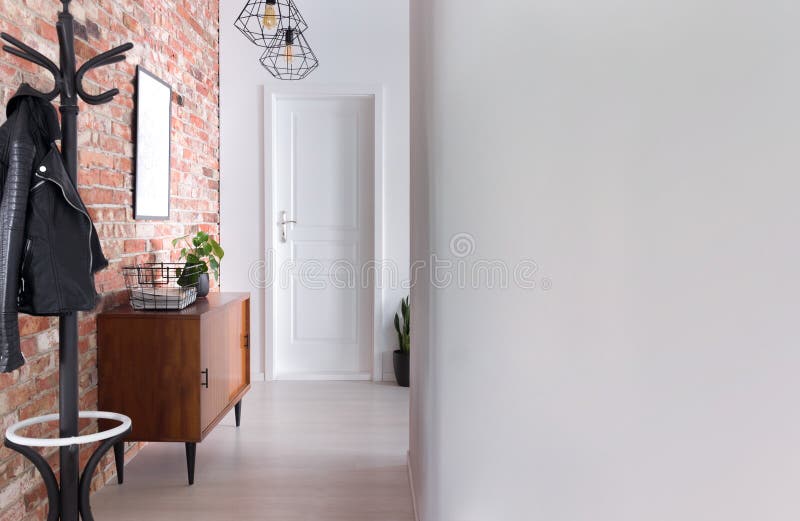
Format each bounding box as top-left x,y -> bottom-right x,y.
7,84 -> 61,140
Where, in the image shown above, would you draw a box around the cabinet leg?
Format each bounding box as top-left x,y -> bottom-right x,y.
185,443 -> 196,486
113,442 -> 125,484
235,400 -> 242,427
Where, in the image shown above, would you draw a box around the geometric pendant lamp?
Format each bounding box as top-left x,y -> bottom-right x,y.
259,28 -> 319,80
235,0 -> 318,80
234,0 -> 308,47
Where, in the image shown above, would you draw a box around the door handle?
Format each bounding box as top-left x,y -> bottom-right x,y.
201,368 -> 209,388
278,210 -> 296,243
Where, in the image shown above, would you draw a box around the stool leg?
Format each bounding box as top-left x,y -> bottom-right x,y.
185,442 -> 196,485
79,429 -> 131,521
234,400 -> 242,427
113,442 -> 125,484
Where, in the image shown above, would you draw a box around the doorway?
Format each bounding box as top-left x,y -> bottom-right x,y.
270,94 -> 376,380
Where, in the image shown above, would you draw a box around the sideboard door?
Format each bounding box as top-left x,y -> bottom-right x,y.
225,302 -> 241,401
199,298 -> 250,433
200,310 -> 231,431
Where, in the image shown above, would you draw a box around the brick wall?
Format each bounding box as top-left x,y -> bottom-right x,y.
0,0 -> 220,519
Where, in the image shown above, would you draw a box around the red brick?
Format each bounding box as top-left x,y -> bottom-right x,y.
0,380 -> 37,416
19,390 -> 56,421
0,372 -> 18,392
23,482 -> 47,513
81,151 -> 115,169
19,338 -> 38,359
19,355 -> 54,383
78,316 -> 96,336
34,371 -> 58,394
0,500 -> 24,521
33,18 -> 57,41
99,134 -> 125,154
17,316 -> 49,337
80,187 -> 121,205
122,13 -> 140,34
123,239 -> 147,253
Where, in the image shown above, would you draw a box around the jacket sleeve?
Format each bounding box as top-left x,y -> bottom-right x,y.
0,110 -> 34,373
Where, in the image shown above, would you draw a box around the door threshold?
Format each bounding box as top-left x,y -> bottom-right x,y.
275,372 -> 372,381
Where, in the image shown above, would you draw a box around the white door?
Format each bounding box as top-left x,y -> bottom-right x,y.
273,95 -> 374,379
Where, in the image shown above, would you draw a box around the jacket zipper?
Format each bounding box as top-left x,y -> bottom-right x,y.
34,172 -> 94,273
19,238 -> 32,295
21,238 -> 31,269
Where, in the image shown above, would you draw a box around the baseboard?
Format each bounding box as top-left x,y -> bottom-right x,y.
407,451 -> 420,521
275,372 -> 372,381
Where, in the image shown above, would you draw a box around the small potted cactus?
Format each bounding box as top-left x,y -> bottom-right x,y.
393,296 -> 410,387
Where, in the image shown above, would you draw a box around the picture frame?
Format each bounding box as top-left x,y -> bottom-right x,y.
134,66 -> 172,220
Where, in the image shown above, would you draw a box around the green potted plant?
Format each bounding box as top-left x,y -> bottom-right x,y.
173,231 -> 224,297
393,296 -> 410,387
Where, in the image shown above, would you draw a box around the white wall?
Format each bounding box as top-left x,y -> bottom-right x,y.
220,0 -> 410,379
410,1 -> 800,520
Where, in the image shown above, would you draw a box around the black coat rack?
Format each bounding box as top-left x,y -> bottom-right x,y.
1,1 -> 132,519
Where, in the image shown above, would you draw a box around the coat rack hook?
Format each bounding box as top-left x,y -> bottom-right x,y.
0,33 -> 61,100
75,42 -> 133,105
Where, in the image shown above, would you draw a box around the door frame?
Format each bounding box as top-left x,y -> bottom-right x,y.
263,84 -> 386,381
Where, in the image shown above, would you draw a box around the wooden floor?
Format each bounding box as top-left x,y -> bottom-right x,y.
92,381 -> 413,521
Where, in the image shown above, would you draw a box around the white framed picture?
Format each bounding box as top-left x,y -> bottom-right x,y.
134,66 -> 172,219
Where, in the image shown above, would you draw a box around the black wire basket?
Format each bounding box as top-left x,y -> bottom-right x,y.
122,263 -> 202,311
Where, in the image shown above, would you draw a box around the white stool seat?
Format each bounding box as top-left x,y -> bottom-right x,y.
5,411 -> 132,448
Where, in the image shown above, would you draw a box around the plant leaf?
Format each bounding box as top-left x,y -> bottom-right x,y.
209,238 -> 224,259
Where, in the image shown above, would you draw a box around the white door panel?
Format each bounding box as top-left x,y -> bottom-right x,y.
274,95 -> 374,379
292,110 -> 360,229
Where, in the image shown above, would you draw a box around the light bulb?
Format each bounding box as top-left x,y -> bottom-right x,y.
283,44 -> 294,65
283,29 -> 296,66
262,2 -> 278,30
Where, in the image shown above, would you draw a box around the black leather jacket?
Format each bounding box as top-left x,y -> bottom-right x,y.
0,86 -> 108,372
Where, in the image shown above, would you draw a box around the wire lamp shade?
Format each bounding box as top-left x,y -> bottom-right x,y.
260,28 -> 319,80
234,0 -> 309,47
235,0 -> 318,80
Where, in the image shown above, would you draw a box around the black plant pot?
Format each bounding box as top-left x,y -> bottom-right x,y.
196,273 -> 210,298
393,350 -> 409,387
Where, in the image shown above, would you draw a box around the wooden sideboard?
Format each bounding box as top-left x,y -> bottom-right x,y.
98,292 -> 251,485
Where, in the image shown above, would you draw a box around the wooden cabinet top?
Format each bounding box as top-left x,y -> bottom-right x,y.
100,292 -> 250,320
